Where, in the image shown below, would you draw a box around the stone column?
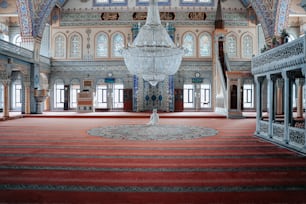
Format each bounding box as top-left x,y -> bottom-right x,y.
295,78 -> 305,118
255,76 -> 264,135
276,78 -> 284,115
195,84 -> 201,111
3,80 -> 10,119
227,78 -> 231,112
107,83 -> 113,110
34,89 -> 48,114
267,74 -> 276,138
237,78 -> 242,112
282,71 -> 290,144
23,78 -> 31,114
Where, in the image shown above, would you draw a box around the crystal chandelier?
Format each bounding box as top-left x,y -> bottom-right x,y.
122,0 -> 185,86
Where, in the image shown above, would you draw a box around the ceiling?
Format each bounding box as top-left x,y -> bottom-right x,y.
0,0 -> 306,40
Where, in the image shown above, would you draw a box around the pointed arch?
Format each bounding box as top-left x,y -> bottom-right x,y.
53,32 -> 66,59
95,32 -> 109,58
274,0 -> 290,34
226,32 -> 238,58
68,32 -> 82,59
182,32 -> 196,57
199,32 -> 212,57
111,32 -> 125,58
16,0 -> 33,37
241,32 -> 254,58
34,0 -> 58,38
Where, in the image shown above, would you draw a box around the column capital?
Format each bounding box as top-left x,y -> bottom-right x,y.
282,71 -> 296,80
0,79 -> 11,86
267,74 -> 278,82
295,78 -> 305,86
255,76 -> 265,84
281,71 -> 288,79
276,78 -> 284,88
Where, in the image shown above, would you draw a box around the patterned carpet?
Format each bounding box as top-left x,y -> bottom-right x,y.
88,124 -> 218,140
0,116 -> 305,203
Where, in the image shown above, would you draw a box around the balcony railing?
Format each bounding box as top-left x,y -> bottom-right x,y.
0,39 -> 33,59
252,35 -> 306,75
0,39 -> 50,65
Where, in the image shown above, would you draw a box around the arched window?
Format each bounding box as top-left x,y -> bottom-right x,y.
112,33 -> 124,57
242,34 -> 253,58
70,79 -> 80,108
12,80 -> 22,110
95,32 -> 108,58
226,34 -> 237,57
182,32 -> 196,57
199,33 -> 211,57
54,79 -> 65,108
69,33 -> 82,58
54,33 -> 66,58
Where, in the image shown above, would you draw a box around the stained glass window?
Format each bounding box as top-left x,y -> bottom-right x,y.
226,35 -> 237,57
54,34 -> 66,58
69,34 -> 81,58
199,33 -> 211,57
183,33 -> 195,57
96,33 -> 108,58
242,34 -> 253,58
112,33 -> 124,57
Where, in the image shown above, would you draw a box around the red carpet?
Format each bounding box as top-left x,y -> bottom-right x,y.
0,115 -> 305,203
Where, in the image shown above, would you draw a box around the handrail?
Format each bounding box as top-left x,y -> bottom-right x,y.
224,52 -> 231,72
0,39 -> 33,59
0,39 -> 50,65
216,59 -> 227,94
216,59 -> 227,110
252,35 -> 306,75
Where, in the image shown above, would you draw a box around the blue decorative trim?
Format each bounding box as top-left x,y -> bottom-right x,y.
16,0 -> 33,37
133,75 -> 138,112
275,0 -> 289,34
93,0 -> 128,7
179,0 -> 214,7
136,0 -> 171,6
1,165 -> 305,172
0,153 -> 295,159
1,184 -> 306,192
240,0 -> 250,7
34,0 -> 57,37
57,0 -> 66,6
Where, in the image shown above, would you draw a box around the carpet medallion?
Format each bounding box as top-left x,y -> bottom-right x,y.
87,124 -> 218,141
